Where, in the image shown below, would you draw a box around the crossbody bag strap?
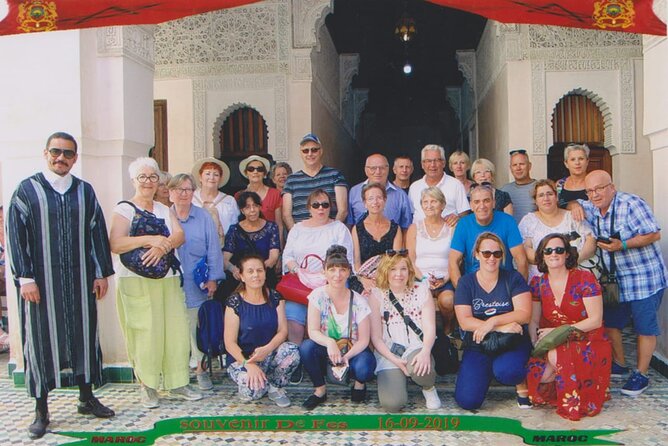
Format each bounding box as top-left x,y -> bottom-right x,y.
388,289 -> 424,341
596,198 -> 617,275
346,290 -> 354,341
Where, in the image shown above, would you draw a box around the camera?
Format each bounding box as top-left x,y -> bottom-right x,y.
390,343 -> 406,357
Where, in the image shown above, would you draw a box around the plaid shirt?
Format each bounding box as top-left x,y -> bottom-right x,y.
580,192 -> 667,302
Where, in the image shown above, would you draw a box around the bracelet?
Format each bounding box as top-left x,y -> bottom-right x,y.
241,359 -> 247,367
621,240 -> 628,251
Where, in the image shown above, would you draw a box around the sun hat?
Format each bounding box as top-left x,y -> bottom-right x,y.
239,155 -> 271,179
191,157 -> 231,187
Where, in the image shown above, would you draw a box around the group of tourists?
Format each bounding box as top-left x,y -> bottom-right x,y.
6,131 -> 666,439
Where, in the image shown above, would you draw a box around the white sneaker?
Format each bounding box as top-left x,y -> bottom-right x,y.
140,385 -> 159,409
196,372 -> 214,391
422,387 -> 442,410
169,385 -> 203,401
267,385 -> 291,408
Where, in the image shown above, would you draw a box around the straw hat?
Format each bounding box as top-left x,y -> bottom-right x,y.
239,155 -> 271,179
191,157 -> 231,187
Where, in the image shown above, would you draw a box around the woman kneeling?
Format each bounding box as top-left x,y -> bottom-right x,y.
300,245 -> 376,410
369,252 -> 442,411
224,255 -> 300,407
454,232 -> 532,410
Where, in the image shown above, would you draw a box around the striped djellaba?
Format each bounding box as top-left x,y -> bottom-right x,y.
7,173 -> 114,398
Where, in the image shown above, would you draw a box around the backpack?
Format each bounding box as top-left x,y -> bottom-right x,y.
196,300 -> 225,372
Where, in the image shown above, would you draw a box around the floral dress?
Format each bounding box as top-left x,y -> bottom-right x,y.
526,269 -> 611,421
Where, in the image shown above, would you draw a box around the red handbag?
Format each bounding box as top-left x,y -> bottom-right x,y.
276,254 -> 324,305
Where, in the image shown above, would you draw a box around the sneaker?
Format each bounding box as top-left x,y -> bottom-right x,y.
621,370 -> 649,396
289,364 -> 303,385
169,385 -> 203,401
140,385 -> 159,409
196,372 -> 214,391
267,385 -> 291,408
611,361 -> 630,379
422,387 -> 442,410
516,395 -> 532,409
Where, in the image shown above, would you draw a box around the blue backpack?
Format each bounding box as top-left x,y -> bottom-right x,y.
196,300 -> 225,371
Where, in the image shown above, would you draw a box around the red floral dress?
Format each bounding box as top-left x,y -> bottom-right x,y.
527,269 -> 611,421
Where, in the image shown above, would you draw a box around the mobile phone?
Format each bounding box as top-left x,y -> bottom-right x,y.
596,236 -> 611,244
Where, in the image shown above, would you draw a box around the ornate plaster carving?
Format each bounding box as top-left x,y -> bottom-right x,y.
292,0 -> 333,49
211,102 -> 265,158
339,54 -> 359,123
445,87 -> 462,123
353,88 -> 369,139
154,1 -> 290,79
532,59 -> 635,155
192,74 -> 289,161
456,50 -> 476,91
291,48 -> 312,81
97,26 -> 155,69
527,25 -> 641,49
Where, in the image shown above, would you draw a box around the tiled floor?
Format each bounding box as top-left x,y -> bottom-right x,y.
1,342 -> 666,445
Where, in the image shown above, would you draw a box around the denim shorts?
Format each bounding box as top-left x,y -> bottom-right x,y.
430,280 -> 455,295
285,301 -> 308,325
603,289 -> 664,336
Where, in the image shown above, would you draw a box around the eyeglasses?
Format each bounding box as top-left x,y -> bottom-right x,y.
310,201 -> 330,209
172,188 -> 194,195
48,148 -> 76,159
542,247 -> 567,255
365,165 -> 388,171
301,147 -> 321,155
509,149 -> 527,156
136,174 -> 160,183
585,183 -> 612,196
422,158 -> 444,164
536,191 -> 556,199
246,165 -> 266,173
385,249 -> 408,257
479,250 -> 503,259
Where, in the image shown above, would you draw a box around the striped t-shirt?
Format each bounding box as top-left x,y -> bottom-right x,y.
282,166 -> 348,223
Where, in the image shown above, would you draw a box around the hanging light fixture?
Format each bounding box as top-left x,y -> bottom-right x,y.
394,14 -> 417,42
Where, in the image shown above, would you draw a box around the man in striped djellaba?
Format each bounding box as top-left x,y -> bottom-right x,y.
7,132 -> 116,440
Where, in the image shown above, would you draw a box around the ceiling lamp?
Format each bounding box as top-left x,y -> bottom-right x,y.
395,14 -> 417,42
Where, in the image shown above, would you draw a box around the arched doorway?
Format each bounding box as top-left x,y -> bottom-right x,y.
216,106 -> 270,194
547,93 -> 611,181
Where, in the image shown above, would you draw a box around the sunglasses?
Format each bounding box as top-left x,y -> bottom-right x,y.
542,247 -> 567,255
470,181 -> 493,190
301,147 -> 321,155
246,165 -> 266,173
385,249 -> 408,257
479,250 -> 503,259
310,201 -> 330,209
509,149 -> 527,156
48,148 -> 76,159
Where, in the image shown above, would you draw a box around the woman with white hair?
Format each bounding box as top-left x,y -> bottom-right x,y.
470,158 -> 513,215
406,187 -> 456,335
110,157 -> 202,409
556,143 -> 590,208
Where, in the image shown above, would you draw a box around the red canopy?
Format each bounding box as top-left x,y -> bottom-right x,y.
0,0 -> 665,36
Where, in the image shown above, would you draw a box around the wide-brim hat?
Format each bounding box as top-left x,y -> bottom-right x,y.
239,155 -> 271,179
192,157 -> 231,187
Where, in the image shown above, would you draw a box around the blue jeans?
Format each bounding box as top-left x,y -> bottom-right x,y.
454,338 -> 531,410
299,339 -> 376,388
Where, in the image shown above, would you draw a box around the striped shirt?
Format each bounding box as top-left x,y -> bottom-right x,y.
500,180 -> 537,225
282,166 -> 347,223
580,192 -> 667,302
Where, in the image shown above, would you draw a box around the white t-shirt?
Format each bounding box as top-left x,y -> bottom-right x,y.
414,219 -> 453,278
282,220 -> 354,273
371,281 -> 431,372
113,201 -> 179,278
409,174 -> 470,221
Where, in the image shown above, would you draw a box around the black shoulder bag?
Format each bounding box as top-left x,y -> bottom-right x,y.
597,200 -> 620,306
462,274 -> 524,355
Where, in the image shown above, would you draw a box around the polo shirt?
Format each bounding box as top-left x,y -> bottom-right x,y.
282,166 -> 347,224
346,180 -> 413,229
408,174 -> 470,221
